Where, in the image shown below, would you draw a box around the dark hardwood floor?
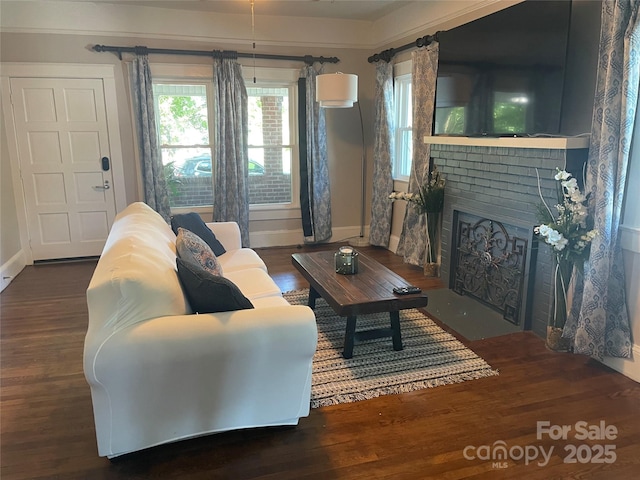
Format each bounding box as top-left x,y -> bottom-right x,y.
1,244 -> 639,479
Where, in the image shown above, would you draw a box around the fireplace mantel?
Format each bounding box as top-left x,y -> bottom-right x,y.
424,135 -> 589,150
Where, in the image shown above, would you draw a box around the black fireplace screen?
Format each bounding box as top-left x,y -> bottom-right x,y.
452,216 -> 528,325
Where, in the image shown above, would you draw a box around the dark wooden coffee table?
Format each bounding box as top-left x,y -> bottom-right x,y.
291,250 -> 428,358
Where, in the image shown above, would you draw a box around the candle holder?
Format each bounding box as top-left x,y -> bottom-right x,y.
335,246 -> 359,275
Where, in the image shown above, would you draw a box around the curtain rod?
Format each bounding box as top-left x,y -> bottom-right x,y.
368,32 -> 440,64
92,44 -> 339,65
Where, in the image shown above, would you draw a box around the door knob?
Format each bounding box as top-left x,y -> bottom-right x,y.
94,180 -> 110,190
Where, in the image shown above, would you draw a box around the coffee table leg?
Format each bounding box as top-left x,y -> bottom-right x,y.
343,316 -> 357,359
390,311 -> 403,351
308,286 -> 320,309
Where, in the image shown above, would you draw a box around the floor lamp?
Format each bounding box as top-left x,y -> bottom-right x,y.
316,72 -> 369,247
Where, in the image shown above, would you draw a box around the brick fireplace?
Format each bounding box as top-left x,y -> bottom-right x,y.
426,137 -> 589,337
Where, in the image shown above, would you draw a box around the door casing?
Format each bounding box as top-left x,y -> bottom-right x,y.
1,63 -> 127,264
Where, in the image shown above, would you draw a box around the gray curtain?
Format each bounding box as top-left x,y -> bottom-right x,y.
131,50 -> 171,222
369,62 -> 395,247
212,57 -> 250,247
300,65 -> 332,244
563,0 -> 638,359
397,43 -> 440,265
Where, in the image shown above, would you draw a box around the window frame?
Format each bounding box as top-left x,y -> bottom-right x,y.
149,63 -> 301,221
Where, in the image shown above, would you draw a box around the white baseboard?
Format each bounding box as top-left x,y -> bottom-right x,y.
621,225 -> 640,254
601,344 -> 640,383
388,234 -> 400,254
1,249 -> 26,292
249,228 -> 305,248
249,226 -> 370,249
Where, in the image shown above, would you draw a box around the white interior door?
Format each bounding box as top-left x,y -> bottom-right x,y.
10,77 -> 117,260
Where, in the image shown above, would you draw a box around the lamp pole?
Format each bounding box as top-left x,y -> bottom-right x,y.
349,102 -> 368,247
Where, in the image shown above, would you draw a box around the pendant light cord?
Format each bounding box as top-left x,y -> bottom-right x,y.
250,0 -> 256,83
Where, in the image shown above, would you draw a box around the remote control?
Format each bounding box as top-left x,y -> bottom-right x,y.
393,286 -> 422,295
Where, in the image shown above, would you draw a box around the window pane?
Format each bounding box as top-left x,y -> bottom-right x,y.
162,148 -> 213,208
248,146 -> 292,205
247,86 -> 293,206
398,129 -> 412,178
247,87 -> 290,146
393,75 -> 413,180
154,84 -> 209,146
400,81 -> 412,128
154,83 -> 212,209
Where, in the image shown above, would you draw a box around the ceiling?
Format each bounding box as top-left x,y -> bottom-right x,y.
102,0 -> 413,22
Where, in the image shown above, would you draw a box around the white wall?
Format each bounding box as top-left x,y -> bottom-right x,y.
0,97 -> 25,291
606,99 -> 640,382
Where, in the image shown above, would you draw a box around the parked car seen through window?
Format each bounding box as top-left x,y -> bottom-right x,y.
173,154 -> 264,178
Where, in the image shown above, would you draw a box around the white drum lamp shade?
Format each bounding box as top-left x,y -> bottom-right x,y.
316,73 -> 358,108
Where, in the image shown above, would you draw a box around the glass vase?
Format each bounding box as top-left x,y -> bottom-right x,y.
424,211 -> 441,277
546,257 -> 573,352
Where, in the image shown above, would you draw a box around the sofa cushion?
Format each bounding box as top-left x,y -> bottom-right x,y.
176,228 -> 223,276
217,248 -> 267,273
176,258 -> 253,313
250,295 -> 291,309
224,268 -> 283,300
171,212 -> 226,256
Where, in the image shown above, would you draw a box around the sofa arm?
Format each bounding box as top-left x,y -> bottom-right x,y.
205,222 -> 242,251
86,305 -> 318,457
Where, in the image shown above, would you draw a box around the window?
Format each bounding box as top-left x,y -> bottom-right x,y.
393,71 -> 412,181
151,65 -> 299,214
247,86 -> 294,205
153,83 -> 213,209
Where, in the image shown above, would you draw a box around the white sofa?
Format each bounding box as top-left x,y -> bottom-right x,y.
84,202 -> 317,458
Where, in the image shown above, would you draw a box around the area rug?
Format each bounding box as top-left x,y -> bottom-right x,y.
283,289 -> 499,408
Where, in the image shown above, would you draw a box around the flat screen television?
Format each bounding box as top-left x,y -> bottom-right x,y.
434,0 -> 573,137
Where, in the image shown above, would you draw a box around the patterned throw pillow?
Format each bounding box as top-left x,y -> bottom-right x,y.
176,227 -> 223,276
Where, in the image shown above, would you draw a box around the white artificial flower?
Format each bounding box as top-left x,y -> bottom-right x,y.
546,228 -> 562,243
555,170 -> 571,181
570,191 -> 586,203
537,224 -> 552,236
562,178 -> 578,191
571,203 -> 588,217
553,236 -> 569,251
